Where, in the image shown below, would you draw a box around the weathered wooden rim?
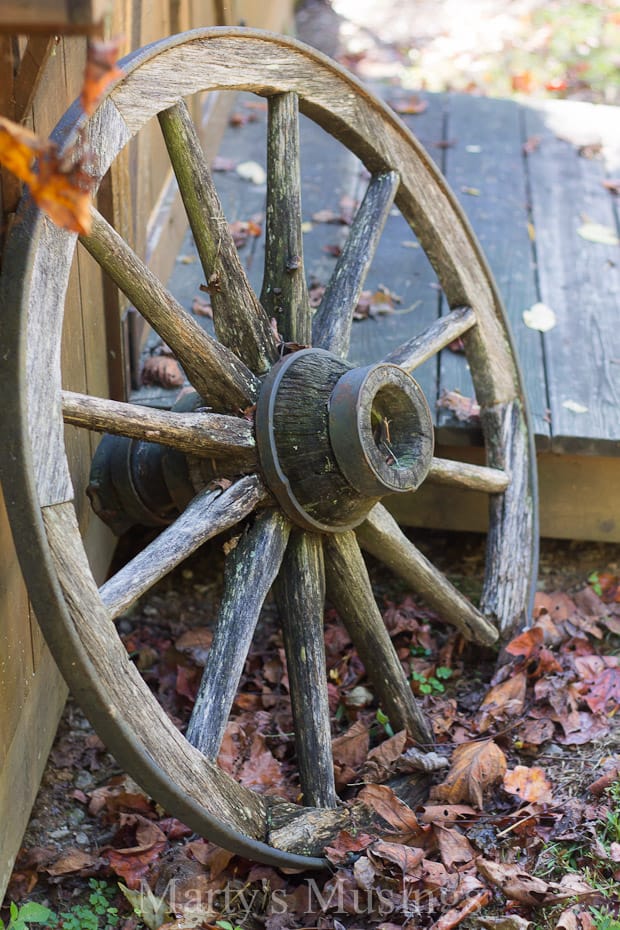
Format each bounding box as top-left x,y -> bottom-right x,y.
0,27 -> 538,867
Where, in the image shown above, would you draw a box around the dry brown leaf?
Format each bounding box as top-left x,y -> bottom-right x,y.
368,840 -> 425,874
431,740 -> 507,808
556,906 -> 596,930
324,830 -> 375,866
105,814 -> 168,889
433,823 -> 475,870
141,355 -> 184,388
417,804 -> 479,825
503,765 -> 553,804
45,849 -> 97,876
477,916 -> 533,929
332,719 -> 369,791
477,859 -> 595,906
437,389 -> 481,423
505,626 -> 544,659
357,783 -> 425,843
476,672 -> 527,733
363,729 -> 407,782
429,888 -> 491,930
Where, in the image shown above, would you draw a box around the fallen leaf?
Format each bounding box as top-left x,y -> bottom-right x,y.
358,783 -> 425,843
45,849 -> 97,876
311,208 -> 349,225
431,739 -> 507,808
212,155 -> 236,171
118,882 -> 169,930
516,716 -> 555,749
522,136 -> 541,155
429,888 -> 491,929
477,859 -> 594,906
390,94 -> 428,115
417,804 -> 479,825
556,906 -> 596,930
80,38 -> 123,115
324,830 -> 375,866
523,302 -> 557,332
105,814 -> 168,889
602,179 -> 620,196
562,399 -> 589,414
229,218 -> 262,248
191,295 -> 212,318
363,729 -> 407,782
577,223 -> 619,245
503,765 -> 553,803
141,355 -> 184,388
437,390 -> 481,423
574,655 -> 620,714
332,719 -> 370,790
505,625 -> 545,659
476,672 -> 527,733
368,840 -> 425,873
461,186 -> 481,196
236,160 -> 266,184
478,917 -> 533,929
433,823 -> 475,869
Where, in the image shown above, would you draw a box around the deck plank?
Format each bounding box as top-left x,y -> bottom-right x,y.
523,98 -> 620,455
439,93 -> 550,445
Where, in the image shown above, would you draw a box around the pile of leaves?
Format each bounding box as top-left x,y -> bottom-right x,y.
3,552 -> 619,930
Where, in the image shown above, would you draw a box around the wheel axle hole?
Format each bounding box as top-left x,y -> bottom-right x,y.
370,385 -> 424,470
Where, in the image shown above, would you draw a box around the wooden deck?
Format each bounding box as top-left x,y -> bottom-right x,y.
150,89 -> 619,541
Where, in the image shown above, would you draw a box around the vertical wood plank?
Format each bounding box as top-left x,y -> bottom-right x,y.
439,94 -> 549,445
524,98 -> 620,454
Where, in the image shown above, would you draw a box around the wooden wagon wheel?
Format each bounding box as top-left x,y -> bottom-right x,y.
0,28 -> 538,868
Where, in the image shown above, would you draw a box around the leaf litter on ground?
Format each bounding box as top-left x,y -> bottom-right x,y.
4,548 -> 620,929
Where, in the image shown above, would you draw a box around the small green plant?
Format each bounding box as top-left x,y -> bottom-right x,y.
588,571 -> 603,596
411,667 -> 453,695
216,921 -> 246,930
375,708 -> 394,737
45,880 -> 120,930
589,905 -> 620,930
0,901 -> 54,930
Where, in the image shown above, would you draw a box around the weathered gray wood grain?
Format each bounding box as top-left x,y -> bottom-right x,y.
158,101 -> 278,375
99,475 -> 269,617
427,456 -> 509,492
275,531 -> 337,808
43,501 -> 268,838
81,209 -> 259,412
524,98 -> 620,454
356,504 -> 498,645
61,390 -> 256,466
479,399 -> 536,641
261,93 -> 311,345
439,93 -> 549,444
312,170 -> 400,358
324,530 -> 434,745
382,305 -> 476,373
187,509 -> 291,759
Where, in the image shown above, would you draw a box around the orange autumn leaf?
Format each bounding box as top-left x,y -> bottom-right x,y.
505,625 -> 544,658
81,38 -> 124,115
503,765 -> 553,804
0,117 -> 48,185
0,117 -> 93,234
431,739 -> 507,809
476,671 -> 527,733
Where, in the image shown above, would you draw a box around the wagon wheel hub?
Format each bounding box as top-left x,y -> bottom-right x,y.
256,348 -> 434,532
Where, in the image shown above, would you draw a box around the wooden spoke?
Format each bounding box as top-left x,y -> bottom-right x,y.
187,510 -> 291,759
81,209 -> 259,411
382,306 -> 477,372
275,531 -> 337,808
313,170 -> 400,358
62,391 -> 257,469
261,92 -> 311,346
427,456 -> 510,493
158,101 -> 278,374
324,530 -> 433,746
99,475 -> 269,618
356,505 -> 498,646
